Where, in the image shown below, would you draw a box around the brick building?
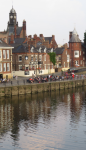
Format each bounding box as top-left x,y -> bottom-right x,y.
0,39 -> 13,79
68,28 -> 85,68
12,44 -> 55,76
0,7 -> 27,44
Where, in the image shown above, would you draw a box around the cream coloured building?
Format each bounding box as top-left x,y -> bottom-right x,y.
0,39 -> 14,79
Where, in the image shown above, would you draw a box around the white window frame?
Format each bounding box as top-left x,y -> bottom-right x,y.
7,63 -> 10,71
19,55 -> 22,62
4,63 -> 6,72
7,50 -> 9,59
74,51 -> 79,58
0,50 -> 2,59
80,51 -> 81,56
19,65 -> 22,71
39,55 -> 42,61
3,50 -> 6,59
45,64 -> 46,69
0,63 -> 2,72
44,55 -> 46,61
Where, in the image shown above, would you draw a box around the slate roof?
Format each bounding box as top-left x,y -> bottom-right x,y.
14,38 -> 26,44
69,34 -> 81,43
0,39 -> 13,48
8,26 -> 22,36
12,44 -> 51,54
54,47 -> 64,55
44,37 -> 52,44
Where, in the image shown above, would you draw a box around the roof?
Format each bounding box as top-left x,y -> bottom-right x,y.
12,44 -> 52,54
69,34 -> 81,43
8,26 -> 22,36
44,37 -> 52,44
10,7 -> 16,13
69,28 -> 81,43
0,39 -> 13,48
14,38 -> 26,44
54,47 -> 64,55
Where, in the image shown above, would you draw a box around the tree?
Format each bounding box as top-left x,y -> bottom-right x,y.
84,31 -> 86,44
48,52 -> 56,65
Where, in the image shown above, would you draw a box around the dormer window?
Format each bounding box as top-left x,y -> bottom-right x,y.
44,48 -> 46,53
31,47 -> 34,53
39,47 -> 41,53
51,48 -> 53,52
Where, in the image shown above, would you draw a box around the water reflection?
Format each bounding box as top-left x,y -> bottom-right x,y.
0,87 -> 86,149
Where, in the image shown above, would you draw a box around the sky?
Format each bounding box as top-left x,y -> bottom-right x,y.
0,0 -> 86,45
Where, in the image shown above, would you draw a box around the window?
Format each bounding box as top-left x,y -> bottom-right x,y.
25,56 -> 28,60
67,55 -> 69,62
31,55 -> 33,61
3,50 -> 6,59
35,55 -> 37,61
19,65 -> 22,70
83,57 -> 85,60
75,60 -> 78,65
39,47 -> 41,53
31,47 -> 34,53
0,50 -> 2,59
51,48 -> 53,52
7,50 -> 9,59
80,51 -> 81,56
58,55 -> 61,61
83,51 -> 85,54
64,62 -> 65,68
19,56 -> 22,62
7,63 -> 10,71
0,63 -> 2,72
81,60 -> 82,65
44,48 -> 46,53
4,63 -> 6,72
59,63 -> 61,67
39,55 -> 42,61
44,55 -> 46,61
74,51 -> 79,58
45,64 -> 46,69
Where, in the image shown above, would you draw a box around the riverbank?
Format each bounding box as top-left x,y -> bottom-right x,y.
0,79 -> 86,97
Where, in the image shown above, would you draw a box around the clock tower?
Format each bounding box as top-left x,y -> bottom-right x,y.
8,6 -> 18,27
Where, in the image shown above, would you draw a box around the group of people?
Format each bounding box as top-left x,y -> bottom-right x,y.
26,73 -> 86,84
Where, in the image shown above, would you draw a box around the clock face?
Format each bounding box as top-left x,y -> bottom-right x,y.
10,16 -> 13,18
14,16 -> 16,19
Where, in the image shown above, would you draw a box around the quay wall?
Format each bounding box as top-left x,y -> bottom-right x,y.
0,79 -> 86,97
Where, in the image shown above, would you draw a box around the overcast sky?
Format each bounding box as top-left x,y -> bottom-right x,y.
0,0 -> 86,45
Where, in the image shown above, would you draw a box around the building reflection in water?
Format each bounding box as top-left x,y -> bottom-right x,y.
0,87 -> 86,149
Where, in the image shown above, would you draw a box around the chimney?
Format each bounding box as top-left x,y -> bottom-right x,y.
52,35 -> 55,40
40,34 -> 43,38
23,20 -> 26,38
10,34 -> 14,44
69,32 -> 72,40
34,34 -> 37,38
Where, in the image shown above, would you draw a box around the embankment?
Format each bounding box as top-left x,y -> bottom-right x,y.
0,79 -> 86,97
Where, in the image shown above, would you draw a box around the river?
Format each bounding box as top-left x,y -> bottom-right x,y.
0,87 -> 86,150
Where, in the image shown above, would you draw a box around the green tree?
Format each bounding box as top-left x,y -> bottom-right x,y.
48,52 -> 56,65
84,31 -> 86,44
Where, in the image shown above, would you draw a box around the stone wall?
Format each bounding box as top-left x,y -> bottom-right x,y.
0,79 -> 86,97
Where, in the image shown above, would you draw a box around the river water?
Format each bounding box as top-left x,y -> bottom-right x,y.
0,87 -> 86,150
